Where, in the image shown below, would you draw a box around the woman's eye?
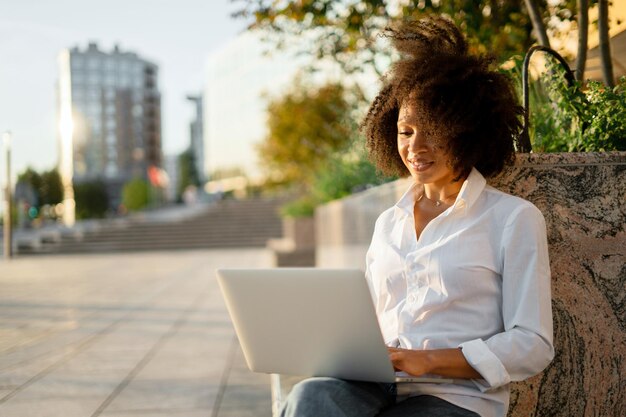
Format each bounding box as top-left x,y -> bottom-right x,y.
398,131 -> 412,137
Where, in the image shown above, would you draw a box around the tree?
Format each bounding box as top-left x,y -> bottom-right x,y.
575,0 -> 589,82
17,168 -> 42,206
598,0 -> 614,87
74,180 -> 109,219
39,169 -> 63,206
256,78 -> 355,187
235,0 -> 542,75
122,178 -> 150,212
524,0 -> 552,47
177,149 -> 200,199
15,167 -> 63,220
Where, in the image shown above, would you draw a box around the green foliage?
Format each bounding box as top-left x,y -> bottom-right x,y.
501,55 -> 625,152
122,178 -> 150,212
178,149 -> 201,198
74,180 -> 109,219
39,170 -> 63,206
260,75 -> 394,217
280,196 -> 317,218
531,59 -> 626,152
281,154 -> 395,218
15,167 -> 64,219
257,79 -> 355,186
235,0 -> 555,75
582,80 -> 626,151
310,155 -> 394,202
17,168 -> 42,205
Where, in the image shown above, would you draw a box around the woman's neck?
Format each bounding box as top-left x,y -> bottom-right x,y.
421,178 -> 465,204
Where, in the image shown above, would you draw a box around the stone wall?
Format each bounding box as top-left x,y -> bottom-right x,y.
315,152 -> 625,417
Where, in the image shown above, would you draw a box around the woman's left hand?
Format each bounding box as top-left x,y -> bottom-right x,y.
387,347 -> 431,376
387,346 -> 483,379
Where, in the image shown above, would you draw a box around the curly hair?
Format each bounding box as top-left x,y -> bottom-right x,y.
361,17 -> 523,179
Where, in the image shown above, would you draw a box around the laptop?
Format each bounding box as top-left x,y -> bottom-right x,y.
216,268 -> 452,384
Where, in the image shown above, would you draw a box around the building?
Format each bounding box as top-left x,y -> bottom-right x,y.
186,94 -> 205,183
57,42 -> 162,224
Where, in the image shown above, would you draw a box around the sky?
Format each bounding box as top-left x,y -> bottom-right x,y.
0,0 -> 249,181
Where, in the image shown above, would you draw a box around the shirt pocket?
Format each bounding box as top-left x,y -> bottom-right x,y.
436,232 -> 500,300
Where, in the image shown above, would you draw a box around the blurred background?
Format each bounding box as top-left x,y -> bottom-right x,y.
1,0 -> 624,250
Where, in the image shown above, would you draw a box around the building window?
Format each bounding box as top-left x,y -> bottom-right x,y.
132,104 -> 143,117
89,73 -> 100,86
71,57 -> 83,69
72,73 -> 83,84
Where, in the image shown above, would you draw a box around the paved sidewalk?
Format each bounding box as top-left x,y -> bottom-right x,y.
0,249 -> 274,417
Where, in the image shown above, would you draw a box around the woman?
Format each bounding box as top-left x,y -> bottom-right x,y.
280,17 -> 553,417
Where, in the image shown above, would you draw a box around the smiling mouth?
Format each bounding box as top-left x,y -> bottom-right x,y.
408,160 -> 434,172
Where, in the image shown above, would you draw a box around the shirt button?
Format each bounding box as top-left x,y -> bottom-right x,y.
408,294 -> 416,303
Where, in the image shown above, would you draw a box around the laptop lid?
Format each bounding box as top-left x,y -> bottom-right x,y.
216,268 -> 397,383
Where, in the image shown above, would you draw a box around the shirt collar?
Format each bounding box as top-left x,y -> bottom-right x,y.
393,167 -> 487,218
455,167 -> 487,212
394,181 -> 418,217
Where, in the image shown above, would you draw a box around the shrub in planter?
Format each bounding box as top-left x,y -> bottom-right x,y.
527,58 -> 626,152
280,155 -> 395,218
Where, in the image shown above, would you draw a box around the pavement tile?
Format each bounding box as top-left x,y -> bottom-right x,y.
103,378 -> 220,411
11,372 -> 123,400
0,348 -> 69,388
98,409 -> 212,417
55,349 -> 146,374
218,384 -> 272,417
0,389 -> 15,400
0,249 -> 274,417
0,396 -> 103,417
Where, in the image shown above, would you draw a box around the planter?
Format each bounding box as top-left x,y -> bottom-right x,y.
267,216 -> 316,267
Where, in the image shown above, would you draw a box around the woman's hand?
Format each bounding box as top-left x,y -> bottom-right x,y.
387,347 -> 482,379
387,347 -> 431,376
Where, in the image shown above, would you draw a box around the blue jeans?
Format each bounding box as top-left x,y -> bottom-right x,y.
279,377 -> 480,417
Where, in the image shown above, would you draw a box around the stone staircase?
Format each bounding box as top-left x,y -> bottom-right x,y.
16,198 -> 284,254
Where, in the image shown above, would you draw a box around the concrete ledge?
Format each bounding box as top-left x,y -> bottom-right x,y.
268,217 -> 316,267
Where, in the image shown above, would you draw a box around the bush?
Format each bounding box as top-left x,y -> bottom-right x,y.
534,61 -> 626,152
74,180 -> 109,219
280,196 -> 317,218
280,155 -> 395,218
122,179 -> 150,212
311,156 -> 394,202
505,55 -> 626,152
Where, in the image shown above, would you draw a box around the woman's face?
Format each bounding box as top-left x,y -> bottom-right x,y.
397,100 -> 457,187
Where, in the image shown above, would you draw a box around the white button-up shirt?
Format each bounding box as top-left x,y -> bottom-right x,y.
365,168 -> 554,417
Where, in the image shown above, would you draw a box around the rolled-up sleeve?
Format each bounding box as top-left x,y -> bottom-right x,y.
459,203 -> 554,392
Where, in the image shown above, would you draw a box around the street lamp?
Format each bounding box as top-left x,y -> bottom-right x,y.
3,131 -> 12,259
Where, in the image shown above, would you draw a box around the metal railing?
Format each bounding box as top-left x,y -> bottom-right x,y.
519,45 -> 577,153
